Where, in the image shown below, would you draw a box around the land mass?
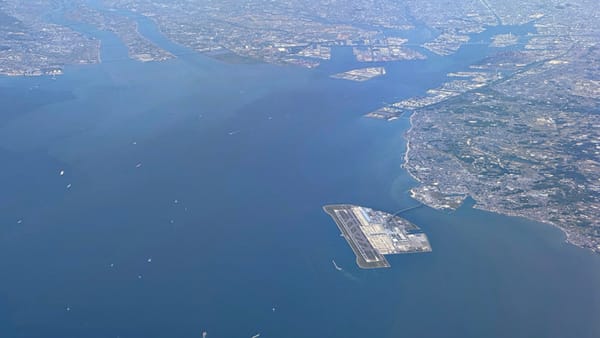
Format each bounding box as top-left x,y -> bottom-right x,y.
323,204 -> 432,269
330,67 -> 386,82
0,0 -> 562,74
0,1 -> 100,76
0,0 -> 597,253
366,0 -> 600,253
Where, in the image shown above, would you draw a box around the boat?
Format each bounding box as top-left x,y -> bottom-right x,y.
332,260 -> 342,271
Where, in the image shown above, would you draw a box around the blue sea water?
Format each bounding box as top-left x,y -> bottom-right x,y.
1,6 -> 600,338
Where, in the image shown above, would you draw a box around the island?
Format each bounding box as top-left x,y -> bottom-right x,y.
65,4 -> 174,62
330,67 -> 386,82
100,0 -> 429,67
490,33 -> 519,47
323,204 -> 432,269
1,0 -> 556,75
422,33 -> 471,56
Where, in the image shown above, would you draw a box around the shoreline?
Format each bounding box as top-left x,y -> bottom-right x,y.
402,111 -> 422,184
401,110 -> 598,255
470,202 -> 592,252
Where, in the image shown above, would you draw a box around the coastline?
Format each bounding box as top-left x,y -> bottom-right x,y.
402,109 -> 598,254
470,202 -> 591,252
402,110 -> 421,184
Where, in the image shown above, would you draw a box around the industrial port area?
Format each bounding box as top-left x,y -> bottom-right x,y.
323,204 -> 432,269
330,67 -> 386,82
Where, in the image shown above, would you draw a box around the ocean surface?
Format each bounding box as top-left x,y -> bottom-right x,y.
1,5 -> 600,338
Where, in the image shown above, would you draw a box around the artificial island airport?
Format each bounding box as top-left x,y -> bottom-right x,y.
323,204 -> 432,269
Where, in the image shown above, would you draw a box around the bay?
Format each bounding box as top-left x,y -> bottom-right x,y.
0,7 -> 599,338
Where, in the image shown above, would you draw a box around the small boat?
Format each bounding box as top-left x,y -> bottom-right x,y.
332,260 -> 342,271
